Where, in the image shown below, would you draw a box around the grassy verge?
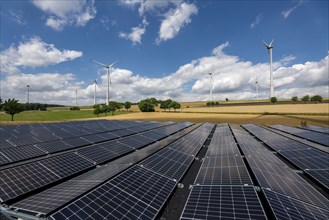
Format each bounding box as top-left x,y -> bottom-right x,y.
0,110 -> 131,122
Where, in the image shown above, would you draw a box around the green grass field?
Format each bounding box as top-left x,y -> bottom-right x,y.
0,109 -> 131,122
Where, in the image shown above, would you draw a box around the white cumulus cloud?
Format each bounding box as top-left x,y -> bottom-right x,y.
31,0 -> 96,31
281,0 -> 304,19
119,18 -> 149,45
250,13 -> 263,29
0,37 -> 83,74
156,2 -> 198,44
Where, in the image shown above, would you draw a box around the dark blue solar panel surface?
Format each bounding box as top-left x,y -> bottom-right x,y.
181,185 -> 267,220
51,165 -> 177,220
0,145 -> 46,165
270,124 -> 329,147
305,169 -> 329,190
195,155 -> 253,185
139,147 -> 194,181
264,189 -> 329,220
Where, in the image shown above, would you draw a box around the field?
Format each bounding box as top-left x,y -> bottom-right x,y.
0,102 -> 328,127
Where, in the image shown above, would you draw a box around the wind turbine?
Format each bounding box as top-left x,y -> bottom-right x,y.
92,60 -> 118,105
27,76 -> 30,103
262,40 -> 275,98
208,72 -> 214,101
92,72 -> 101,105
255,73 -> 259,100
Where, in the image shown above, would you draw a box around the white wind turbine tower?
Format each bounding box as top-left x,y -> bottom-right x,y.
75,90 -> 78,107
27,76 -> 30,103
262,40 -> 275,98
208,72 -> 214,101
92,72 -> 101,105
92,60 -> 118,105
255,73 -> 259,100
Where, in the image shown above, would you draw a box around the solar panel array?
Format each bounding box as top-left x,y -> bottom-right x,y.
234,125 -> 329,218
0,121 -> 328,220
299,125 -> 329,134
181,124 -> 267,220
270,124 -> 329,146
50,123 -> 213,219
243,124 -> 329,191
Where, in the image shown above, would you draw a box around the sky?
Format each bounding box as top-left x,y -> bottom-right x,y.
0,0 -> 328,106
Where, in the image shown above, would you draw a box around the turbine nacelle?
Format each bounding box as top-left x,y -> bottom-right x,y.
262,40 -> 273,49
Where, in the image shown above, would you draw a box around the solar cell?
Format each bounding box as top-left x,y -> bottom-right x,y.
263,189 -> 329,220
139,147 -> 194,181
141,131 -> 168,140
181,185 -> 267,220
109,129 -> 136,137
51,165 -> 176,220
195,155 -> 253,185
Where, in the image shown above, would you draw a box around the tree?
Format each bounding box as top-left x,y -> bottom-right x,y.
3,98 -> 23,121
159,99 -> 172,112
93,105 -> 103,117
301,95 -> 310,103
170,101 -> 181,112
270,97 -> 277,104
149,97 -> 158,106
0,97 -> 3,110
124,101 -> 132,111
310,95 -> 323,103
291,96 -> 298,104
108,101 -> 120,115
138,98 -> 156,112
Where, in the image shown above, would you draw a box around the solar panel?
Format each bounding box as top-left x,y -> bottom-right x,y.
231,127 -> 285,165
141,130 -> 168,140
81,134 -> 109,144
279,152 -> 329,170
299,125 -> 329,134
0,162 -> 61,202
11,164 -> 129,215
39,153 -> 95,178
270,124 -> 329,147
0,145 -> 46,165
62,137 -> 92,148
263,189 -> 329,220
0,139 -> 15,149
77,141 -> 134,164
77,145 -> 119,164
195,155 -> 253,185
139,147 -> 194,181
181,185 -> 267,220
35,140 -> 74,153
251,164 -> 329,210
51,165 -> 176,220
109,129 -> 136,137
118,136 -> 153,149
305,169 -> 329,190
0,152 -> 11,165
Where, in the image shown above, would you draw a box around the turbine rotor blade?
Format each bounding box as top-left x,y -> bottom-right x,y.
262,40 -> 269,48
269,39 -> 274,47
108,60 -> 119,68
92,60 -> 109,68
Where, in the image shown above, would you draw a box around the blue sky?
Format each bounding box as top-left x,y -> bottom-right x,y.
0,0 -> 328,105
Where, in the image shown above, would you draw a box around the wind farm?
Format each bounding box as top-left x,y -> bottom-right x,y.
0,2 -> 328,220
